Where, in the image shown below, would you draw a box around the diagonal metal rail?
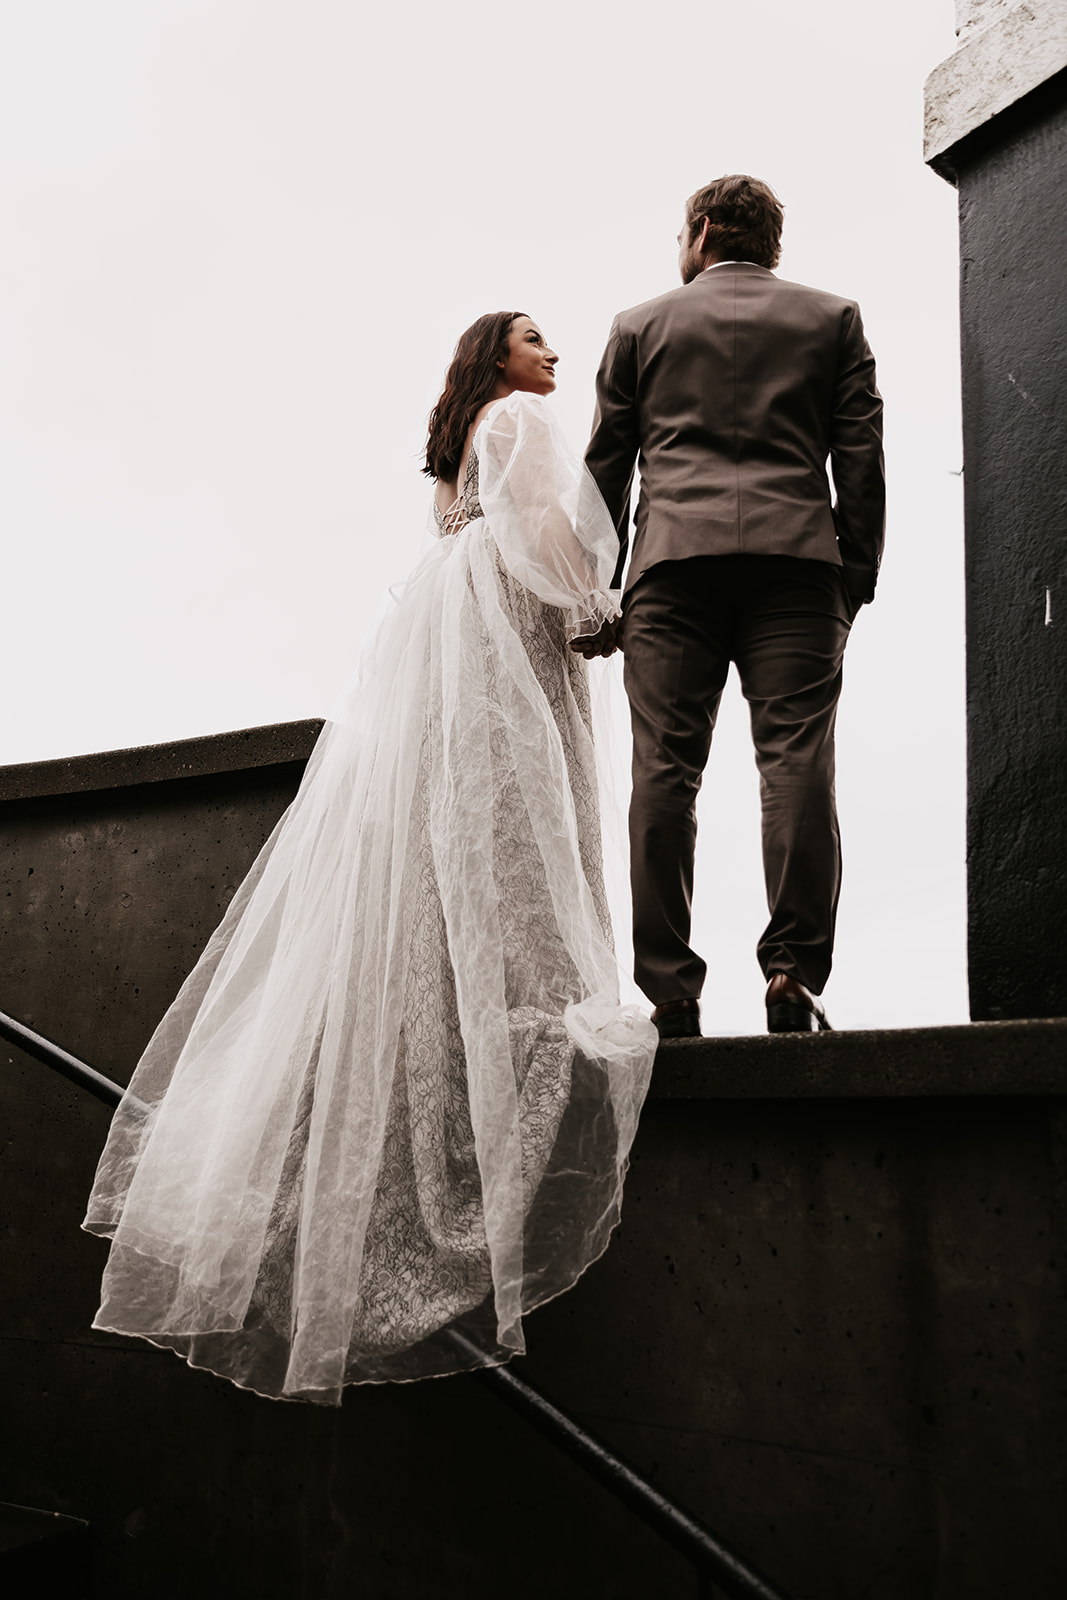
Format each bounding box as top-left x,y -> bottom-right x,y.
4,1005 -> 791,1600
448,1327 -> 788,1599
2,1009 -> 124,1109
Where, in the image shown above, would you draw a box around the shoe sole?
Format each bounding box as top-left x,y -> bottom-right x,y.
655,1019 -> 702,1039
767,1002 -> 832,1033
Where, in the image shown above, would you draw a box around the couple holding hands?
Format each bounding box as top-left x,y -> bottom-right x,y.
84,174 -> 885,1402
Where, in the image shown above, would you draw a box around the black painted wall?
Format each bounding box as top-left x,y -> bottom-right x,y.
954,71 -> 1067,1020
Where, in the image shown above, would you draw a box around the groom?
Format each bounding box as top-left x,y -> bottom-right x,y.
580,175 -> 885,1037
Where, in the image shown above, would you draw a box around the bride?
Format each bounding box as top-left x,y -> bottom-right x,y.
83,311 -> 657,1404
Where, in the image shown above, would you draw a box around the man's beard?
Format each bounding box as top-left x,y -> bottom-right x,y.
679,243 -> 703,284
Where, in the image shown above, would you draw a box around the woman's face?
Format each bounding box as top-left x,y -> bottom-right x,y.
497,317 -> 558,395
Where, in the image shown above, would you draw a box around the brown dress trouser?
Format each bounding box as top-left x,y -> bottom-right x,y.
623,554 -> 854,1005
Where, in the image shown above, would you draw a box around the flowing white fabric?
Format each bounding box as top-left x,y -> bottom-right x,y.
83,392 -> 656,1404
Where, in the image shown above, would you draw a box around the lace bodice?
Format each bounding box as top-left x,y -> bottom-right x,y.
432,446 -> 483,536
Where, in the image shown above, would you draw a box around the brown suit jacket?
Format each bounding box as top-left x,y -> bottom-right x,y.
585,263 -> 885,603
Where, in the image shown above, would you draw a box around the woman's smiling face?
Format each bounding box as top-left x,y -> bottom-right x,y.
496,317 -> 559,395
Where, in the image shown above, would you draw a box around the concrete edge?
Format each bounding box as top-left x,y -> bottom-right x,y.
649,1017 -> 1067,1098
0,721 -> 325,804
924,2 -> 1067,168
3,726 -> 1064,1101
7,1018 -> 1064,1108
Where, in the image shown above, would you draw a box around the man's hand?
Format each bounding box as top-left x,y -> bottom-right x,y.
569,617 -> 620,659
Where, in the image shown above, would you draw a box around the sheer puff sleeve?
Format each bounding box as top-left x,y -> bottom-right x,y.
475,392 -> 622,639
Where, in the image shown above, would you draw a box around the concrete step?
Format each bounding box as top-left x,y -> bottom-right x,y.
0,1502 -> 90,1592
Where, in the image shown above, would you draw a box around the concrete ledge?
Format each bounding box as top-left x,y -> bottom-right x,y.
651,1017 -> 1067,1098
0,720 -> 324,804
3,724 -> 1065,1106
924,0 -> 1067,170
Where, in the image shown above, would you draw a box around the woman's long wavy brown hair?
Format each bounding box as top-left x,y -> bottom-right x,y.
424,311 -> 525,482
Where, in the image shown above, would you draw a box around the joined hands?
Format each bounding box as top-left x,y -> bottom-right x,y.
569,618 -> 621,659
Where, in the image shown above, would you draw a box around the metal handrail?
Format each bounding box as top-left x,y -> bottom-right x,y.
1,1009 -> 124,1109
450,1327 -> 788,1600
4,1007 -> 791,1600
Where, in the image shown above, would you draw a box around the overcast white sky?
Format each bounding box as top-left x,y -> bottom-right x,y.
0,1 -> 966,1033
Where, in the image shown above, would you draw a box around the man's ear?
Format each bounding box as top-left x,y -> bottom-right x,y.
698,216 -> 713,252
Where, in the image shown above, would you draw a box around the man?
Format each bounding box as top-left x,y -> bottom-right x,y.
580,175 -> 884,1037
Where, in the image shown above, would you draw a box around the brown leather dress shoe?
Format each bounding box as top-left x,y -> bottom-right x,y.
651,997 -> 702,1039
765,973 -> 832,1033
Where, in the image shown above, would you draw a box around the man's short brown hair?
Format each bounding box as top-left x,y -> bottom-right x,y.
685,175 -> 784,270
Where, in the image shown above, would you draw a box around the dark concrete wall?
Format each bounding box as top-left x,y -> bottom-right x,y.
952,71 -> 1067,1020
0,722 -> 324,1082
2,728 -> 1066,1599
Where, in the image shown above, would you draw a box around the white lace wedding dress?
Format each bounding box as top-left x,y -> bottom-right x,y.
83,392 -> 657,1404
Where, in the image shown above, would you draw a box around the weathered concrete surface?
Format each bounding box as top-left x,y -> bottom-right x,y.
924,1 -> 1067,169
657,1017 -> 1067,1096
925,3 -> 1067,1020
951,87 -> 1067,1020
0,722 -> 322,1081
0,718 -> 323,803
2,729 -> 1066,1598
956,0 -> 1029,38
